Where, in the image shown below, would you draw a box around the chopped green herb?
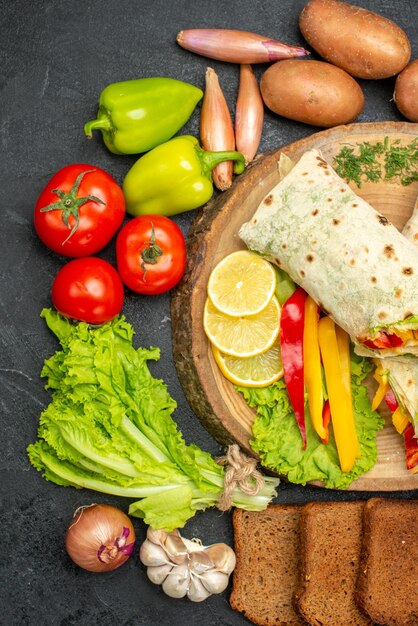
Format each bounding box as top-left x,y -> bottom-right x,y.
333,137 -> 418,187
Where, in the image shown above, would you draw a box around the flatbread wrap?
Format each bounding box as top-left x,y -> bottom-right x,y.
380,198 -> 418,438
239,149 -> 418,358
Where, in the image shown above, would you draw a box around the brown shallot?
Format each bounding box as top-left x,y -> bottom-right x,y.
177,29 -> 310,64
235,65 -> 264,164
200,67 -> 235,191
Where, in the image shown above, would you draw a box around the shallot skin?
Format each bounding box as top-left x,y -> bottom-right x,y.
235,65 -> 264,164
177,29 -> 310,64
200,68 -> 235,191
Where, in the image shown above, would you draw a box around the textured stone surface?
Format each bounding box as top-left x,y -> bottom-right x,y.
0,1 -> 416,624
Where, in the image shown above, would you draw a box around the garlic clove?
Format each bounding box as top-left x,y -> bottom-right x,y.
164,532 -> 188,564
187,573 -> 212,602
189,550 -> 214,574
204,543 -> 236,574
180,536 -> 204,554
162,562 -> 190,599
147,562 -> 173,585
199,569 -> 230,595
139,539 -> 171,567
146,527 -> 168,546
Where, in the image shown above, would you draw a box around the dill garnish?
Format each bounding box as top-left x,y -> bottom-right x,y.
333,137 -> 418,187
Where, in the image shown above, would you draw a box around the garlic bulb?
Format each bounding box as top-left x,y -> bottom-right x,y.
139,527 -> 236,602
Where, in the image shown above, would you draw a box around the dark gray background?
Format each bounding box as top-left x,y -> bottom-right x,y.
1,1 -> 417,624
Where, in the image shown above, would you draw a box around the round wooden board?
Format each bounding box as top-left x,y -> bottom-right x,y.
171,122 -> 418,491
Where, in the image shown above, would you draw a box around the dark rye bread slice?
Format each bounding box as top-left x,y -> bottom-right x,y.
293,501 -> 373,626
230,505 -> 306,626
356,498 -> 418,626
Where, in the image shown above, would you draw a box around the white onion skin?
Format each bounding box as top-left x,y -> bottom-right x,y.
200,67 -> 235,191
235,64 -> 264,164
65,504 -> 135,573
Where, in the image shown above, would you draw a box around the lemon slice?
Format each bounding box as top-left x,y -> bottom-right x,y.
203,295 -> 280,357
212,340 -> 283,388
207,250 -> 276,317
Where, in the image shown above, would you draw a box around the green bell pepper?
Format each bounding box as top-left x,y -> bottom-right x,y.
84,77 -> 203,155
122,135 -> 246,217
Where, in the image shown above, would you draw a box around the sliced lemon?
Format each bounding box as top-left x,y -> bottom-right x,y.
203,295 -> 280,357
212,340 -> 283,388
207,250 -> 276,317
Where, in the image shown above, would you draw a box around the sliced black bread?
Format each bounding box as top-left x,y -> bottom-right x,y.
293,500 -> 373,626
356,498 -> 418,626
230,505 -> 307,626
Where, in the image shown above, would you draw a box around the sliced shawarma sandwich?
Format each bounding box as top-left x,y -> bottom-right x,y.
371,197 -> 418,473
239,149 -> 418,359
239,150 -> 418,473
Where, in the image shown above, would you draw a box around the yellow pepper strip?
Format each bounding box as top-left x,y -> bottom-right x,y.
371,379 -> 390,411
392,407 -> 410,434
318,317 -> 359,473
371,359 -> 389,411
335,325 -> 361,457
373,359 -> 386,383
303,297 -> 327,441
335,325 -> 351,397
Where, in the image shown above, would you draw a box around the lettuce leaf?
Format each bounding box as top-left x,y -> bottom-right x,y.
237,353 -> 384,489
28,309 -> 279,530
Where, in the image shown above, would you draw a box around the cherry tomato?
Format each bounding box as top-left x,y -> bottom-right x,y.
34,164 -> 125,257
51,257 -> 124,324
116,215 -> 186,295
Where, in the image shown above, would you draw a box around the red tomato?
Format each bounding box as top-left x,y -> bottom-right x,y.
116,215 -> 186,295
51,257 -> 124,324
34,164 -> 125,257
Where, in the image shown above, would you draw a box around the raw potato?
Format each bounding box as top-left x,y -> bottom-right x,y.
260,59 -> 364,128
394,60 -> 418,122
299,0 -> 411,79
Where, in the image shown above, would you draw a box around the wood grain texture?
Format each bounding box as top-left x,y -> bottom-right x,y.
171,121 -> 418,491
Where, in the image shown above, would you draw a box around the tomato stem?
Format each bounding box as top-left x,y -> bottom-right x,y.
39,169 -> 105,245
140,224 -> 163,279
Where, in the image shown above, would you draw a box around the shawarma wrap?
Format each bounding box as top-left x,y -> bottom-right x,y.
239,149 -> 418,358
379,198 -> 418,438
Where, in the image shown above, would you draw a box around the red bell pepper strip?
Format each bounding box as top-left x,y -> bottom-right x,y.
403,424 -> 418,472
280,287 -> 307,449
384,388 -> 399,413
321,399 -> 331,444
363,331 -> 404,350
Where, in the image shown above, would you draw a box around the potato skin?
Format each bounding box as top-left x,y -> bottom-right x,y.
394,60 -> 418,122
299,0 -> 411,79
260,59 -> 364,128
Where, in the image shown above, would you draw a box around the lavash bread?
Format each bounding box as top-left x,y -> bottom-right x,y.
381,196 -> 418,436
230,505 -> 306,626
239,149 -> 418,358
356,498 -> 418,626
293,501 -> 373,626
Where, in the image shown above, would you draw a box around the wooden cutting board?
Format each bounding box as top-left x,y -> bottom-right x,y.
171,122 -> 418,491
